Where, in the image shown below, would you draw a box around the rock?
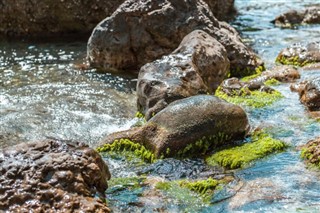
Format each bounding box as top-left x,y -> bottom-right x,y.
272,6 -> 320,28
301,137 -> 320,169
0,139 -> 111,212
98,95 -> 249,158
276,41 -> 320,66
297,77 -> 320,111
204,0 -> 236,21
137,30 -> 230,119
87,0 -> 262,76
0,0 -> 123,37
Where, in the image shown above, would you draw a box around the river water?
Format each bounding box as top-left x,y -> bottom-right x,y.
0,0 -> 320,212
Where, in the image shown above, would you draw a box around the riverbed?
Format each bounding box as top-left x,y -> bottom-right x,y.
0,0 -> 320,212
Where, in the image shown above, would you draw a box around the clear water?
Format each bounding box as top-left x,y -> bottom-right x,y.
1,0 -> 320,212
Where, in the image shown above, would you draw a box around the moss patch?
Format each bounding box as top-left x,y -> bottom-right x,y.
108,176 -> 146,189
215,86 -> 283,108
97,139 -> 156,163
301,138 -> 320,169
206,131 -> 287,169
264,78 -> 280,86
276,55 -> 313,67
155,177 -> 225,204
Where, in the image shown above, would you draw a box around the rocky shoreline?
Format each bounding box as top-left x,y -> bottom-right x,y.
1,0 -> 320,212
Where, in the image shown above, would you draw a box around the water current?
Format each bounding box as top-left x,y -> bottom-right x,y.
0,0 -> 320,212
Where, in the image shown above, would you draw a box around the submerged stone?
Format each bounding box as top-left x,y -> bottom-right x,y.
0,139 -> 111,212
206,131 -> 287,169
97,95 -> 249,159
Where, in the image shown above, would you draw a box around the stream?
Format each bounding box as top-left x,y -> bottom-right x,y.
0,0 -> 320,212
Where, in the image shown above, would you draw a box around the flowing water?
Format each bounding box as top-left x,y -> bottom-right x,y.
1,0 -> 320,212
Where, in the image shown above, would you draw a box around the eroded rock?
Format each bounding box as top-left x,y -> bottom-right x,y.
301,137 -> 320,169
297,77 -> 320,111
98,95 -> 249,158
276,41 -> 320,66
137,30 -> 230,119
272,6 -> 320,28
87,0 -> 262,76
0,0 -> 123,37
0,139 -> 111,212
204,0 -> 236,21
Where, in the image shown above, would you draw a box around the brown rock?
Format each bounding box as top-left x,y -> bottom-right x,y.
272,6 -> 320,27
0,0 -> 123,38
298,77 -> 320,111
99,95 -> 249,158
87,0 -> 262,76
204,0 -> 236,21
0,139 -> 111,212
137,30 -> 230,119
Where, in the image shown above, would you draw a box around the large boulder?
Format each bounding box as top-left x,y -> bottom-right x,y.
276,41 -> 320,66
0,139 -> 111,212
98,95 -> 249,158
272,6 -> 320,28
87,0 -> 262,76
0,0 -> 123,37
137,30 -> 230,119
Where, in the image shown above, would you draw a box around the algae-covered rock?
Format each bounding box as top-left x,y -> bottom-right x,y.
206,131 -> 287,169
301,137 -> 320,169
276,41 -> 320,67
97,95 -> 249,159
137,30 -> 230,120
87,0 -> 263,75
216,78 -> 283,108
297,77 -> 320,112
0,139 -> 111,212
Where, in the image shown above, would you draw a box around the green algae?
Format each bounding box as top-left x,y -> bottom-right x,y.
97,139 -> 156,163
108,176 -> 146,189
155,177 -> 224,205
276,55 -> 314,67
177,133 -> 231,158
264,78 -> 280,86
135,111 -> 145,119
206,131 -> 287,169
301,141 -> 320,170
215,86 -> 283,108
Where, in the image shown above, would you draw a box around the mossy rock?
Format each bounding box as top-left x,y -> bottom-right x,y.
301,137 -> 320,169
206,131 -> 287,169
276,55 -> 313,67
230,65 -> 265,78
215,86 -> 283,108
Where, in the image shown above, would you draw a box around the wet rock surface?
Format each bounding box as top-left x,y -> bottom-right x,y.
272,6 -> 320,28
301,137 -> 320,168
0,0 -> 123,37
137,30 -> 230,119
99,95 -> 249,158
277,41 -> 320,66
0,139 -> 111,212
204,0 -> 236,21
87,0 -> 262,75
296,77 -> 320,111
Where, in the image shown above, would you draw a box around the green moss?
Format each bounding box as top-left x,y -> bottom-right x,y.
178,178 -> 219,196
264,78 -> 280,86
135,111 -> 145,119
206,131 -> 287,169
276,55 -> 313,67
215,86 -> 283,108
97,139 -> 156,163
177,134 -> 231,158
301,142 -> 320,169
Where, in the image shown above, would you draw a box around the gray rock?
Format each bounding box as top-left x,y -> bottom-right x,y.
137,30 -> 230,120
0,139 -> 111,212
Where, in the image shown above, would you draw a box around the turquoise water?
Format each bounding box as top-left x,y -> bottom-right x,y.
1,0 -> 320,212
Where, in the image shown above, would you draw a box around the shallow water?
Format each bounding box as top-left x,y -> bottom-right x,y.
1,0 -> 320,212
